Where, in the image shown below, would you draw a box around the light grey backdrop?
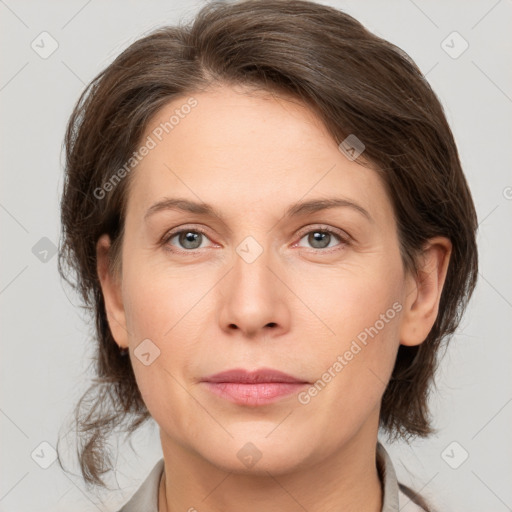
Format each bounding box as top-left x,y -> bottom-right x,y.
1,0 -> 511,511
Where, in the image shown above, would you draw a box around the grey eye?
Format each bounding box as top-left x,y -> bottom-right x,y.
170,230 -> 207,250
298,230 -> 342,249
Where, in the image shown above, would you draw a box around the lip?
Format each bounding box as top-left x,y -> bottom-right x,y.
201,368 -> 309,406
203,368 -> 307,384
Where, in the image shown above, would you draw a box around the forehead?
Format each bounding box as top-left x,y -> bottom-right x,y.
126,85 -> 391,222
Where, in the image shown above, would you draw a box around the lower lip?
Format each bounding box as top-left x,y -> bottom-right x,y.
202,382 -> 308,406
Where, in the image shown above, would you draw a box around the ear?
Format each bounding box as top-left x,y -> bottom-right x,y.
96,233 -> 129,350
399,236 -> 452,347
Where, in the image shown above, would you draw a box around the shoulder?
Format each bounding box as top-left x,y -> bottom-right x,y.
115,458 -> 164,512
377,442 -> 432,512
398,483 -> 432,512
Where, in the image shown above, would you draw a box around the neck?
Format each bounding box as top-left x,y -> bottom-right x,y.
158,424 -> 383,512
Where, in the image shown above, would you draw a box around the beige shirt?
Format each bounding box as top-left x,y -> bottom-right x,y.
117,442 -> 428,512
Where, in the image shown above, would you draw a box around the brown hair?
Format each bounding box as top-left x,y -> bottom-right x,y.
57,0 -> 478,499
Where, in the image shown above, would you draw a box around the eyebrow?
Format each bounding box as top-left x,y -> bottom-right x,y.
144,197 -> 373,223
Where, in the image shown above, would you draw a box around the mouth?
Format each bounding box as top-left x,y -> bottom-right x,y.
201,368 -> 310,406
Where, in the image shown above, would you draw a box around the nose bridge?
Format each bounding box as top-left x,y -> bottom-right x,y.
218,232 -> 288,335
232,233 -> 277,302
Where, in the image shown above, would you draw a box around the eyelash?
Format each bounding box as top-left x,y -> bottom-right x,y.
161,225 -> 349,254
295,226 -> 350,251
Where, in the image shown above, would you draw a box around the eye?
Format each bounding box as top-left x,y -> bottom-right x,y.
164,228 -> 212,252
296,226 -> 348,251
162,225 -> 349,254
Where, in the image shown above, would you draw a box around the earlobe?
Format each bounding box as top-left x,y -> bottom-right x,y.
399,236 -> 452,347
96,234 -> 129,349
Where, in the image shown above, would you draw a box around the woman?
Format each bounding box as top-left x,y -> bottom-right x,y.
57,0 -> 478,510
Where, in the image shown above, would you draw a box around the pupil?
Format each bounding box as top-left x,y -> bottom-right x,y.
310,231 -> 329,248
181,231 -> 201,249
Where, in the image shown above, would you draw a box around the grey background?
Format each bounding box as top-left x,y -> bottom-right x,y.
1,0 -> 511,510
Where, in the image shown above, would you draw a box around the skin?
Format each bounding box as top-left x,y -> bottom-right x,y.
97,84 -> 451,512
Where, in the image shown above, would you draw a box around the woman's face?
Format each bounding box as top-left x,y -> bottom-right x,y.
100,84 -> 421,474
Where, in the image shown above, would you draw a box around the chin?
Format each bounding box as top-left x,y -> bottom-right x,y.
194,429 -> 316,476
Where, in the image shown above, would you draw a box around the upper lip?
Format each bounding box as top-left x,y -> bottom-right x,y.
202,368 -> 309,384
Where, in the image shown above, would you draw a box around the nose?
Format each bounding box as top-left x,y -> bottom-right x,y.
218,240 -> 291,339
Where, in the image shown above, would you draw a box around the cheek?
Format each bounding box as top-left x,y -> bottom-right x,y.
295,257 -> 404,413
296,254 -> 405,347
120,257 -> 225,409
122,261 -> 206,340
121,270 -> 204,432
